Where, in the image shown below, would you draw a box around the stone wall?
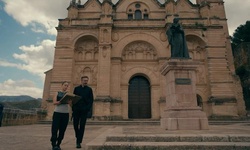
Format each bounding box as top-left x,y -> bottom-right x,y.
1,108 -> 46,126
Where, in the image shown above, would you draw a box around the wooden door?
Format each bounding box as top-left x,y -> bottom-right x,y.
128,76 -> 151,119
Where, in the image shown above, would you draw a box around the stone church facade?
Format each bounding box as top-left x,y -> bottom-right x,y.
42,0 -> 246,120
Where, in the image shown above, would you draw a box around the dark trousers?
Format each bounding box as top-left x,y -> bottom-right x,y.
50,112 -> 69,146
73,110 -> 88,144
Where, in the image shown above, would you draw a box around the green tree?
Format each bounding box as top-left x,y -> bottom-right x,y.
231,21 -> 250,50
231,21 -> 250,111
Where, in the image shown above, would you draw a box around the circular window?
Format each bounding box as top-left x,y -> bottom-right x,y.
129,9 -> 132,12
135,3 -> 141,8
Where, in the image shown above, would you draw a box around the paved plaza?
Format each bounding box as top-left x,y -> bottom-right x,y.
0,121 -> 250,150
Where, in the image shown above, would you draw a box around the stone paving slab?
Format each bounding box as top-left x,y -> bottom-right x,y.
0,122 -> 250,150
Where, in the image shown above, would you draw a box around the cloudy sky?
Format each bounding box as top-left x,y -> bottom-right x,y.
0,0 -> 249,98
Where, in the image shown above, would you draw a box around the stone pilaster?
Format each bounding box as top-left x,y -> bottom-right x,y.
97,45 -> 111,96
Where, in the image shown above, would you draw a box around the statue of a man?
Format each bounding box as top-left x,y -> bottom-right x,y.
166,18 -> 190,58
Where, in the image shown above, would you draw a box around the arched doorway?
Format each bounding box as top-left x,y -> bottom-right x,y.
197,94 -> 203,110
128,76 -> 151,119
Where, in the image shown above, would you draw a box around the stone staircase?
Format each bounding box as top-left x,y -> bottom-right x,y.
38,119 -> 250,125
38,120 -> 160,125
37,119 -> 250,149
86,134 -> 250,150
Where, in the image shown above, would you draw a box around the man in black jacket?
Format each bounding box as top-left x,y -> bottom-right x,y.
72,76 -> 94,148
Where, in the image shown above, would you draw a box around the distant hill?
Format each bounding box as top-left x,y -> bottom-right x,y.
0,96 -> 42,110
2,100 -> 42,110
0,95 -> 41,102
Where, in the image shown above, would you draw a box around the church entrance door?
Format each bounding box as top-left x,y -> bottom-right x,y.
128,76 -> 151,119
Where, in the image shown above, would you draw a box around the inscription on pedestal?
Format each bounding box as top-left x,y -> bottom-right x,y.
175,78 -> 191,85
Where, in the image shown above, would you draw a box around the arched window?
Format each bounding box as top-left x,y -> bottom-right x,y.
128,14 -> 133,19
127,3 -> 149,20
135,10 -> 142,20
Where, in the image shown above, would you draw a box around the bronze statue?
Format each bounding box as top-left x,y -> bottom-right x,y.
166,18 -> 190,58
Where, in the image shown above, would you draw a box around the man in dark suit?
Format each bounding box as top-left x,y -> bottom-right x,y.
72,76 -> 94,148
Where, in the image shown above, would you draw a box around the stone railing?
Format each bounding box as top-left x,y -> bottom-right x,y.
1,108 -> 47,126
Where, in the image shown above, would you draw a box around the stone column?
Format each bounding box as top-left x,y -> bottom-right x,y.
160,59 -> 209,130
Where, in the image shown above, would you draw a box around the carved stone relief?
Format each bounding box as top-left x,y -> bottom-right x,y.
102,46 -> 108,58
187,36 -> 206,60
196,65 -> 206,84
103,29 -> 109,43
122,65 -> 127,72
102,3 -> 112,15
111,32 -> 119,42
74,65 -> 98,85
74,40 -> 99,61
160,31 -> 167,42
120,64 -> 159,85
122,41 -> 157,60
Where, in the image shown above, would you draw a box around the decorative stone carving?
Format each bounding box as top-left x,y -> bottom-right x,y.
122,41 -> 157,60
102,2 -> 112,15
153,65 -> 159,72
103,29 -> 109,43
74,65 -> 98,85
187,36 -> 206,60
92,66 -> 98,84
160,32 -> 167,42
75,40 -> 99,61
112,32 -> 119,42
196,65 -> 206,84
102,46 -> 108,58
122,66 -> 126,72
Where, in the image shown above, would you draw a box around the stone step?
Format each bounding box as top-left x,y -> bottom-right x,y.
87,142 -> 250,150
106,135 -> 250,142
37,120 -> 250,125
37,120 -> 160,125
85,126 -> 250,150
87,120 -> 160,125
209,120 -> 250,125
38,120 -> 161,125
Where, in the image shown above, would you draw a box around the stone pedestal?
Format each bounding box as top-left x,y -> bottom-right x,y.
160,59 -> 209,130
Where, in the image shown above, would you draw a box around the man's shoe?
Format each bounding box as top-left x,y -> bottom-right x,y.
57,145 -> 61,150
52,146 -> 59,150
76,143 -> 81,148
